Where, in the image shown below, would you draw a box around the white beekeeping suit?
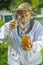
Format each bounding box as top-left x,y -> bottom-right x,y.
0,19 -> 43,65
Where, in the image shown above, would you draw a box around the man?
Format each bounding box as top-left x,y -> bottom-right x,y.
0,2 -> 43,65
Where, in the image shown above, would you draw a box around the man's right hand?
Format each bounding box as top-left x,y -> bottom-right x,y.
9,20 -> 18,30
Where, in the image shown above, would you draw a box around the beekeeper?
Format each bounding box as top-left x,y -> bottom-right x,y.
0,2 -> 43,65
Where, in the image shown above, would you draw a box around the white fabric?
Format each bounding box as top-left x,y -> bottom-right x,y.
0,20 -> 43,65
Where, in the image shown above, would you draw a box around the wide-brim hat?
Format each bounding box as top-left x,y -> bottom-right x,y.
12,2 -> 37,16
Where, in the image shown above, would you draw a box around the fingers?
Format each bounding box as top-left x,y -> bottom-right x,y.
9,20 -> 18,25
9,20 -> 18,30
22,43 -> 34,51
23,47 -> 32,51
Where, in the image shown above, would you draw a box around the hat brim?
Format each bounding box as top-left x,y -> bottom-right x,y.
13,8 -> 28,12
12,8 -> 36,16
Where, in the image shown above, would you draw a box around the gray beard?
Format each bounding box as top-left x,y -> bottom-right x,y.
19,21 -> 30,29
18,21 -> 31,37
17,19 -> 34,38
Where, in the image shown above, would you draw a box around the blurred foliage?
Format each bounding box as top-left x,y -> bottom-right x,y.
38,0 -> 43,7
0,0 -> 31,11
0,20 -> 5,27
0,0 -> 12,10
9,0 -> 24,11
0,41 -> 9,65
41,48 -> 43,57
31,0 -> 39,9
31,0 -> 43,14
0,0 -> 43,13
9,0 -> 31,11
41,48 -> 43,65
31,0 -> 43,9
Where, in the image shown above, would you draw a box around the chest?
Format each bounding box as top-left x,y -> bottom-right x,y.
13,30 -> 35,45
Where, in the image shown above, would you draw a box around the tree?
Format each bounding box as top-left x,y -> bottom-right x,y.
0,0 -> 12,10
9,0 -> 24,11
0,0 -> 32,11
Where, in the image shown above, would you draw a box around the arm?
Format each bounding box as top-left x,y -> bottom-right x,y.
0,20 -> 18,44
28,29 -> 43,63
33,29 -> 43,52
0,22 -> 11,43
27,30 -> 43,64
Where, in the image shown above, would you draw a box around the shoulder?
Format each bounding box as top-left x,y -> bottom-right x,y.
33,20 -> 43,35
34,19 -> 43,25
33,19 -> 43,29
30,19 -> 43,34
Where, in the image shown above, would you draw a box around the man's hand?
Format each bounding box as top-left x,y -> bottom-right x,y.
9,20 -> 18,30
22,43 -> 34,51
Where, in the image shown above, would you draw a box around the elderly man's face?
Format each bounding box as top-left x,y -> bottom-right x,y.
17,10 -> 31,25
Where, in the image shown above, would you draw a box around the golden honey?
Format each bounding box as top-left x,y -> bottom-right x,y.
22,36 -> 31,48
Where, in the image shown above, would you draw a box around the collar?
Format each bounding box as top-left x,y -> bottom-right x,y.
17,19 -> 34,38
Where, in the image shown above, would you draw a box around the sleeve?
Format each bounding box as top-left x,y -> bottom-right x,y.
32,28 -> 43,52
27,22 -> 43,64
0,22 -> 11,43
28,31 -> 43,64
27,30 -> 43,64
